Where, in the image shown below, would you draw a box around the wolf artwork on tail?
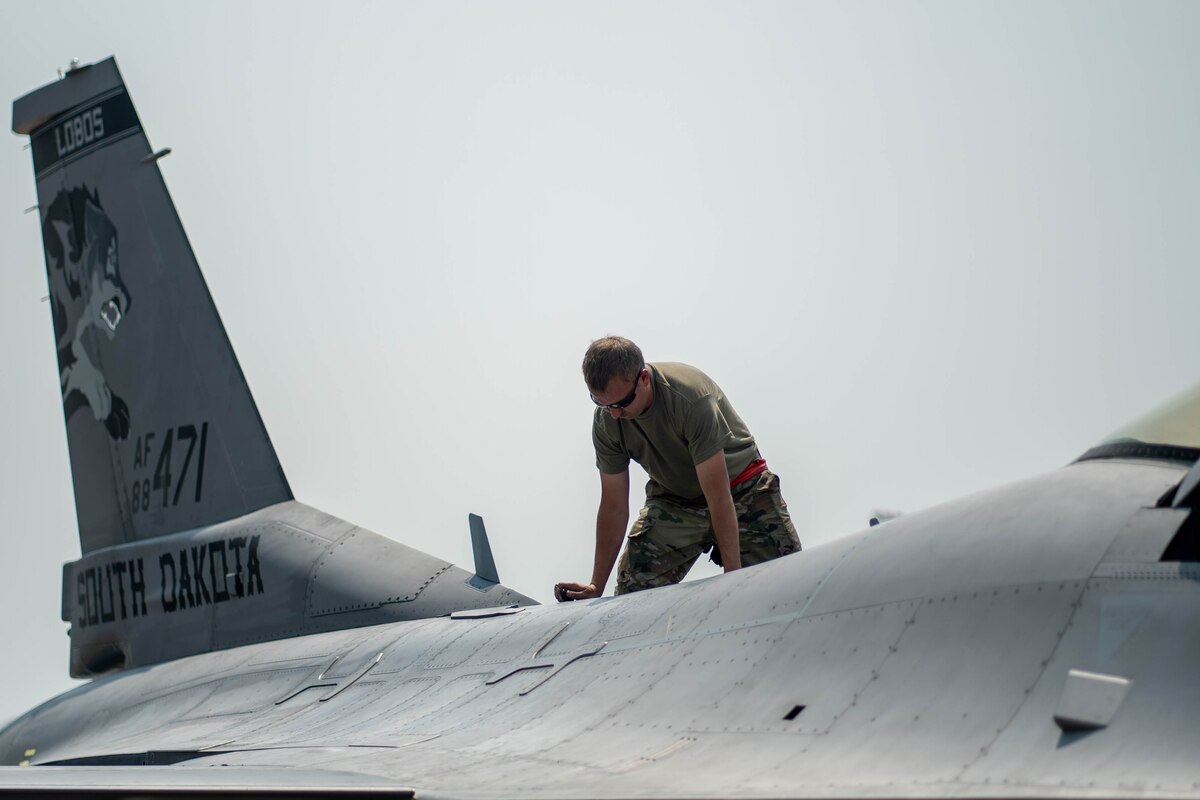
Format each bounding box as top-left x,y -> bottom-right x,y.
42,184 -> 133,440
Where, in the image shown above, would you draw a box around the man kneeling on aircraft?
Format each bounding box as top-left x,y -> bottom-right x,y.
556,336 -> 802,601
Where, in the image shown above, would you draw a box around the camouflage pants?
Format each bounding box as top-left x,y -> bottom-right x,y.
615,469 -> 801,595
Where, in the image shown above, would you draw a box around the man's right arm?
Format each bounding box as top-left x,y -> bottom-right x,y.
555,469 -> 629,601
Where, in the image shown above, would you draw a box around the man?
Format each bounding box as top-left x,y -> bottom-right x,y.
555,336 -> 801,601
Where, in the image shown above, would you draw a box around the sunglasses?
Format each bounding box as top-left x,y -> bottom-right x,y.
593,369 -> 645,410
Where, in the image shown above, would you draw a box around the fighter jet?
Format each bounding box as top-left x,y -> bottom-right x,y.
2,57 -> 1198,799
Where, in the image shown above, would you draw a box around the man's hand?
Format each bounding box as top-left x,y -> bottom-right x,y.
554,581 -> 601,602
558,470 -> 629,604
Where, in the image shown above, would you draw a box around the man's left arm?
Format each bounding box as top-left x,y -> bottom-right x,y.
695,451 -> 742,572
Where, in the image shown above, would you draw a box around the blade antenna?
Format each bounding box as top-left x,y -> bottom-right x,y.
468,513 -> 500,585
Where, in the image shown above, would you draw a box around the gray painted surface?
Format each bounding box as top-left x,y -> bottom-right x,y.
61,500 -> 535,677
4,460 -> 1200,797
16,57 -> 292,553
1054,670 -> 1132,732
6,57 -> 1200,799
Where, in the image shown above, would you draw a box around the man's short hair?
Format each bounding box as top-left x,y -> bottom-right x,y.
583,336 -> 644,391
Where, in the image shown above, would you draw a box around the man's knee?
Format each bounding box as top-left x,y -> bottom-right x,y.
615,560 -> 680,595
615,568 -> 666,595
737,471 -> 801,565
741,527 -> 800,566
615,531 -> 702,594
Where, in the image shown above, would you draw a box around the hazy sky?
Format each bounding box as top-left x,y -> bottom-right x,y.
2,1 -> 1198,727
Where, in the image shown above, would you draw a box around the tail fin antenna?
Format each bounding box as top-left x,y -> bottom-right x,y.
468,513 -> 501,586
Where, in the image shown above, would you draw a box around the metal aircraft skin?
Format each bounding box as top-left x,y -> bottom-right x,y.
3,57 -> 1200,800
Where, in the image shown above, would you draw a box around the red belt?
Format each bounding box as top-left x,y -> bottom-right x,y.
730,457 -> 767,487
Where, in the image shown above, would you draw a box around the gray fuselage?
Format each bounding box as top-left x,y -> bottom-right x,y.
2,457 -> 1195,799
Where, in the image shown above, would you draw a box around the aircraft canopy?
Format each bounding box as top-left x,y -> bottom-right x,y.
1085,381 -> 1200,462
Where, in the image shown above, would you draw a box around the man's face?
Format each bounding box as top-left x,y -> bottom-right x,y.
591,369 -> 650,420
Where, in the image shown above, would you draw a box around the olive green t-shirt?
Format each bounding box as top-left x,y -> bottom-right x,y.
592,362 -> 759,502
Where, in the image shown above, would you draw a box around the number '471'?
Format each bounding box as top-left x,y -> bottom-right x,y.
135,423 -> 208,512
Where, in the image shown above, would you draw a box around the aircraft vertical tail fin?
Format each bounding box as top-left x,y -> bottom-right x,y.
13,58 -> 291,555
14,58 -> 535,680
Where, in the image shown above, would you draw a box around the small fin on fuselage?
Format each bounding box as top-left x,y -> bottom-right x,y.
468,513 -> 501,587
